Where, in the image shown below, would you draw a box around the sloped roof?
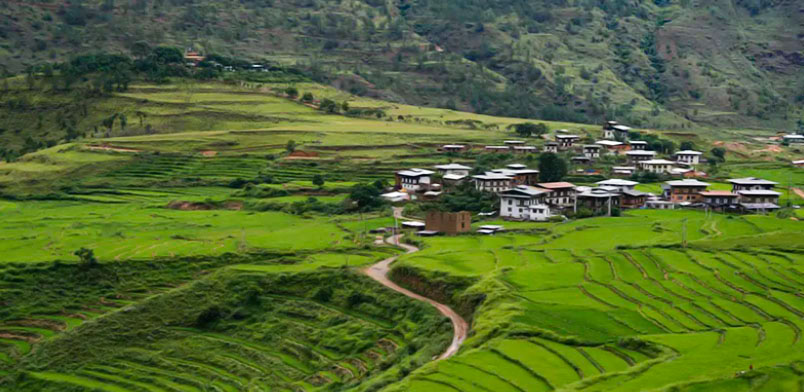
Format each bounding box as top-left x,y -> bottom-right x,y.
537,182 -> 576,189
727,177 -> 778,186
666,179 -> 710,187
397,168 -> 434,177
597,179 -> 639,186
434,163 -> 472,170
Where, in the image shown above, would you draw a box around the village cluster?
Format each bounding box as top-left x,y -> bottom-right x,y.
386,122 -> 790,235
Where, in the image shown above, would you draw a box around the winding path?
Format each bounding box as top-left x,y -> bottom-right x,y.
364,234 -> 469,360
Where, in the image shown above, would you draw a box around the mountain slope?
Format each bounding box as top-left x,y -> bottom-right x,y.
1,0 -> 802,130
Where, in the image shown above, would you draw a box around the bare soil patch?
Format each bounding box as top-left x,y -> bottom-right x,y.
166,200 -> 243,211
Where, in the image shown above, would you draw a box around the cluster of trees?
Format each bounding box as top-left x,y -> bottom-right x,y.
627,131 -> 676,154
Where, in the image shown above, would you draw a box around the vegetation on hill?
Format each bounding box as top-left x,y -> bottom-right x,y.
1,0 -> 802,130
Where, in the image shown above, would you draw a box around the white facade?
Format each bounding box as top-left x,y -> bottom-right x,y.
639,159 -> 676,174
473,174 -> 513,193
583,145 -> 601,159
500,186 -> 549,220
528,205 -> 552,221
544,143 -> 559,153
434,163 -> 472,177
675,150 -> 703,165
626,150 -> 656,164
396,169 -> 434,192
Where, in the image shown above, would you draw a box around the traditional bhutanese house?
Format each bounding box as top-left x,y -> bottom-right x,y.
583,144 -> 602,159
485,145 -> 511,152
674,150 -> 703,165
472,173 -> 513,193
555,134 -> 580,149
595,140 -> 626,155
381,191 -> 410,203
504,140 -> 526,146
442,173 -> 468,187
442,144 -> 467,153
596,179 -> 638,192
602,121 -> 619,139
626,150 -> 656,164
662,179 -> 709,204
783,134 -> 804,144
434,163 -> 472,177
602,121 -> 632,140
544,142 -> 559,153
629,140 -> 648,151
536,182 -> 577,209
639,159 -> 676,174
425,210 -> 472,236
571,156 -> 592,166
728,177 -> 778,192
513,146 -> 537,154
700,191 -> 740,211
737,190 -> 781,212
612,166 -> 637,176
490,165 -> 540,186
621,189 -> 648,209
499,185 -> 550,221
395,168 -> 434,192
577,188 -> 621,214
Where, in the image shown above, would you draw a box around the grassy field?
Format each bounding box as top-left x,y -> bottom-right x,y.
1,80 -> 803,391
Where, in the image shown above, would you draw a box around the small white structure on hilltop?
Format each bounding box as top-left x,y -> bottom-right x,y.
675,150 -> 703,165
499,185 -> 551,221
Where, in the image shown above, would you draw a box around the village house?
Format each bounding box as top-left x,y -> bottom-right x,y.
629,141 -> 648,151
783,134 -> 804,144
434,163 -> 472,177
646,199 -> 675,209
442,144 -> 467,153
543,142 -> 559,153
728,177 -> 779,192
499,185 -> 551,221
395,168 -> 434,192
612,166 -> 637,176
583,145 -> 602,159
472,173 -> 513,193
425,210 -> 472,236
183,50 -> 205,66
639,159 -> 676,174
442,173 -> 468,187
381,191 -> 410,203
662,179 -> 710,204
513,146 -> 537,154
485,146 -> 511,153
700,191 -> 740,211
536,182 -> 577,210
576,188 -> 621,215
675,150 -> 703,165
626,150 -> 656,164
571,156 -> 593,166
602,121 -> 632,140
490,164 -> 540,186
595,140 -> 626,155
737,190 -> 781,213
555,135 -> 580,149
504,140 -> 526,146
621,189 -> 649,209
596,179 -> 638,192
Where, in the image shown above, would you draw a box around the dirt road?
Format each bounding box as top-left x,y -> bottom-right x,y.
364,234 -> 469,360
793,188 -> 804,200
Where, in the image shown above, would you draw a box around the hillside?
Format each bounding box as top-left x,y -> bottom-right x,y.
1,0 -> 803,130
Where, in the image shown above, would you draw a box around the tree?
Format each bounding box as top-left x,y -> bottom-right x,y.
301,92 -> 314,102
349,183 -> 386,211
74,247 -> 98,266
319,98 -> 339,113
341,101 -> 350,112
285,140 -> 297,153
285,87 -> 298,98
312,174 -> 325,188
538,153 -> 568,182
680,141 -> 695,151
510,122 -> 548,138
710,147 -> 726,162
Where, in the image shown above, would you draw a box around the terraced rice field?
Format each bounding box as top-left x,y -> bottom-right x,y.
391,219 -> 804,391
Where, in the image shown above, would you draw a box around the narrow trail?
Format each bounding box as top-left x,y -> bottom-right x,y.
364,229 -> 468,360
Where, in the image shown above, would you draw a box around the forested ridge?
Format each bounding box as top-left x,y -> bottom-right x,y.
1,0 -> 802,129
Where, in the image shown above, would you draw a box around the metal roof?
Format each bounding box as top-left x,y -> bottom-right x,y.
434,163 -> 472,170
596,179 -> 639,186
665,179 -> 710,187
727,177 -> 778,186
397,168 -> 434,177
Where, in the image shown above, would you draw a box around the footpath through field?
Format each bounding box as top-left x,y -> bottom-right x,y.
364,229 -> 468,360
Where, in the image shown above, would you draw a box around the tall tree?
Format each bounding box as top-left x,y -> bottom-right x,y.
538,153 -> 567,182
